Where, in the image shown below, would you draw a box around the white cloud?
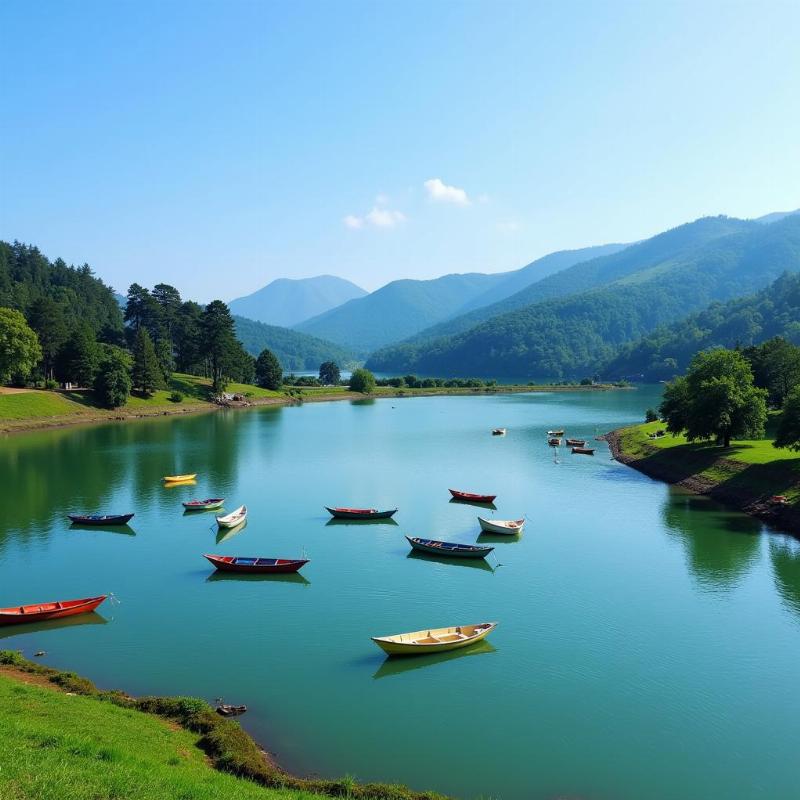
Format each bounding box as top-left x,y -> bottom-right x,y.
343,206 -> 406,230
424,177 -> 471,206
343,214 -> 364,229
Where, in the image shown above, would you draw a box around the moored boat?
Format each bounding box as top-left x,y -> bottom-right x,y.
216,704 -> 247,716
547,429 -> 565,436
325,506 -> 397,520
548,437 -> 561,447
477,516 -> 524,535
572,447 -> 595,455
565,438 -> 586,447
449,489 -> 497,504
163,473 -> 197,483
204,554 -> 308,573
405,536 -> 493,559
182,498 -> 225,511
0,595 -> 107,626
68,513 -> 134,526
372,622 -> 498,656
216,505 -> 247,528
491,428 -> 507,436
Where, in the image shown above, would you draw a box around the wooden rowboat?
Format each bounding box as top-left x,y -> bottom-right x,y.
477,516 -> 524,535
547,429 -> 565,436
204,554 -> 308,574
163,473 -> 197,483
572,447 -> 595,455
68,513 -> 133,526
565,438 -> 586,447
491,428 -> 507,436
216,505 -> 247,528
449,489 -> 497,504
405,536 -> 493,559
0,595 -> 107,626
325,507 -> 397,520
183,498 -> 225,511
548,437 -> 561,447
216,704 -> 247,716
372,622 -> 498,656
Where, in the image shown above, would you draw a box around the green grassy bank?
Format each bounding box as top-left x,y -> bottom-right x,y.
608,420 -> 800,536
0,650 -> 444,800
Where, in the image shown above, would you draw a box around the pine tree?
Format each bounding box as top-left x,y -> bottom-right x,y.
200,300 -> 239,394
131,327 -> 162,395
255,348 -> 283,390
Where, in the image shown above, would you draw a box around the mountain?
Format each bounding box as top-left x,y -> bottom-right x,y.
366,215 -> 800,378
295,243 -> 628,354
756,209 -> 800,225
604,271 -> 800,381
229,275 -> 367,327
233,315 -> 356,371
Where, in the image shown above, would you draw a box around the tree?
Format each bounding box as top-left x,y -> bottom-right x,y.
319,361 -> 341,385
124,283 -> 160,339
200,300 -> 239,394
774,386 -> 800,450
0,307 -> 42,384
94,347 -> 131,408
659,348 -> 767,448
27,297 -> 68,379
742,337 -> 800,408
645,408 -> 659,423
131,328 -> 162,394
255,348 -> 283,390
57,323 -> 99,386
155,337 -> 174,382
174,301 -> 203,373
349,367 -> 376,394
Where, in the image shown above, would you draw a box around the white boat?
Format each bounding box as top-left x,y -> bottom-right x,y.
371,622 -> 497,656
477,516 -> 524,535
216,505 -> 247,529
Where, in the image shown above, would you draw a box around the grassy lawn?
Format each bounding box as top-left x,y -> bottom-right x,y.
0,674 -> 316,800
0,391 -> 88,420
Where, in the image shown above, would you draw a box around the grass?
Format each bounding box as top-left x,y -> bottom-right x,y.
0,391 -> 87,420
0,651 -> 446,800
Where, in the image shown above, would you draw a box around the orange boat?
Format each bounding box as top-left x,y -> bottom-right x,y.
0,595 -> 107,626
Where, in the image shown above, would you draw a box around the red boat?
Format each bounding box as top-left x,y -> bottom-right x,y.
0,595 -> 107,626
204,554 -> 309,574
449,489 -> 497,504
325,506 -> 397,520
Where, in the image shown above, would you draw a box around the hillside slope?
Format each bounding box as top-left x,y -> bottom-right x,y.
367,215 -> 800,378
229,275 -> 366,327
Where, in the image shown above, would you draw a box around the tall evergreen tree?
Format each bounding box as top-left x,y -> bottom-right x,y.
57,323 -> 99,386
319,361 -> 340,385
255,348 -> 283,390
94,346 -> 131,408
200,300 -> 239,394
28,297 -> 68,379
131,327 -> 162,394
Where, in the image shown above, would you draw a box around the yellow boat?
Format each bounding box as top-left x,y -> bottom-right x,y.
371,622 -> 497,656
162,474 -> 197,483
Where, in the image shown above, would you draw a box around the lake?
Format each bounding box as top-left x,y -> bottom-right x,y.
2,389 -> 799,800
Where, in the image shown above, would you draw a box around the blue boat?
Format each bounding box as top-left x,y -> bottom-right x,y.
405,536 -> 493,559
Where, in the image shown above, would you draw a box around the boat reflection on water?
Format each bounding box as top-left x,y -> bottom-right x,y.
372,639 -> 496,679
0,612 -> 109,640
162,479 -> 198,489
477,531 -> 522,545
68,523 -> 136,536
325,517 -> 399,528
405,550 -> 495,572
215,519 -> 247,544
448,497 -> 498,511
205,571 -> 311,586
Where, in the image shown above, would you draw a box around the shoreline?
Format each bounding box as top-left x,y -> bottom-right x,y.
1,383 -> 625,437
606,427 -> 800,540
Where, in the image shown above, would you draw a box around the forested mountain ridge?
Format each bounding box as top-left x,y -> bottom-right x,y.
604,271 -> 800,381
229,275 -> 366,327
366,215 -> 800,378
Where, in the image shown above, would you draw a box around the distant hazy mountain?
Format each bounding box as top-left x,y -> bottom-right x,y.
756,209 -> 800,225
233,315 -> 356,371
295,243 -> 628,354
229,275 -> 367,327
367,215 -> 800,378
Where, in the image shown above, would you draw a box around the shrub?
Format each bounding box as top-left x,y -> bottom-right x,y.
349,368 -> 376,394
169,391 -> 184,403
645,408 -> 658,423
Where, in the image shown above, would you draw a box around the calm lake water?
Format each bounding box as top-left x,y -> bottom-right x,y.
2,389 -> 800,800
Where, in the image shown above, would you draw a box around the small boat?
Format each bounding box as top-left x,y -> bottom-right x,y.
565,438 -> 586,447
163,473 -> 197,483
572,447 -> 595,455
449,489 -> 497,504
204,554 -> 308,573
405,536 -> 493,559
477,516 -> 524,535
0,595 -> 107,626
372,622 -> 497,656
68,513 -> 134,526
491,428 -> 507,436
548,437 -> 561,447
182,498 -> 225,511
216,704 -> 247,716
325,507 -> 397,520
547,429 -> 565,436
216,505 -> 247,528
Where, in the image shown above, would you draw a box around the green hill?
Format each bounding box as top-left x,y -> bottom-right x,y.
366,215 -> 800,378
233,315 -> 356,370
605,271 -> 800,381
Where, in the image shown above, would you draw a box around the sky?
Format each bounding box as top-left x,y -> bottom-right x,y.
1,0 -> 799,303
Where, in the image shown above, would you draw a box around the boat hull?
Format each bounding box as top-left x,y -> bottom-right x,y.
325,507 -> 397,520
0,595 -> 107,626
406,536 -> 493,559
477,516 -> 524,535
572,447 -> 595,455
216,505 -> 247,528
183,499 -> 225,511
68,514 -> 133,526
204,555 -> 308,574
448,489 -> 497,504
372,622 -> 497,656
163,474 -> 197,483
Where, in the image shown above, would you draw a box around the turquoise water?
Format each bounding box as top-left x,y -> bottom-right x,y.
2,389 -> 799,800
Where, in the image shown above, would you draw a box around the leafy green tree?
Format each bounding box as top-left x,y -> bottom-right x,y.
94,346 -> 131,408
645,408 -> 659,423
774,386 -> 800,451
201,300 -> 239,394
124,283 -> 160,338
131,328 -> 162,394
742,337 -> 800,408
659,348 -> 767,448
27,297 -> 68,379
57,323 -> 99,386
155,337 -> 174,381
255,348 -> 283,390
349,367 -> 376,394
319,360 -> 340,385
0,307 -> 42,384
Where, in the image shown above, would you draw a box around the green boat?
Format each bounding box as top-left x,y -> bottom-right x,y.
182,498 -> 225,511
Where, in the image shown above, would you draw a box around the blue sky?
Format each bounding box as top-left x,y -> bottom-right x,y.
1,1 -> 799,302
